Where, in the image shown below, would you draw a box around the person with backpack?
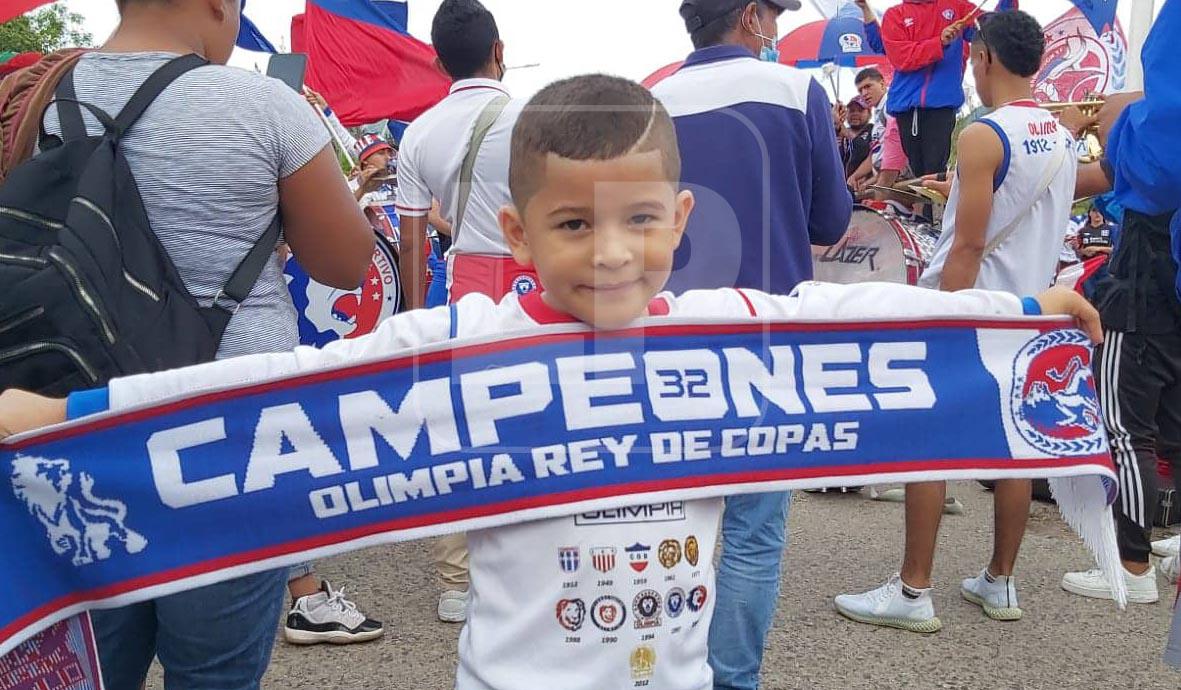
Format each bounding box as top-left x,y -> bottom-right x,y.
0,0 -> 374,686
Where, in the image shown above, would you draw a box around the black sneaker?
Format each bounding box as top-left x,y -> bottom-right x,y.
284,580 -> 384,645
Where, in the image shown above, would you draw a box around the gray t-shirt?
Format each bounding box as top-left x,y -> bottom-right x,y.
42,51 -> 330,359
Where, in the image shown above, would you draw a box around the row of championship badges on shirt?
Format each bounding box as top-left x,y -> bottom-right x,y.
556,586 -> 710,634
558,537 -> 700,574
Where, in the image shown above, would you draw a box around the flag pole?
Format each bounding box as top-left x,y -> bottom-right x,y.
306,88 -> 357,174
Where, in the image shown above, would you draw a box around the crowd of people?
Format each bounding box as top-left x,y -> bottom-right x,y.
0,0 -> 1178,688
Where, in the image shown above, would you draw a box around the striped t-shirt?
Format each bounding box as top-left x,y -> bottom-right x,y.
41,51 -> 330,359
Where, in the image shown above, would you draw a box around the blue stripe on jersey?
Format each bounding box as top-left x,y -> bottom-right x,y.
978,118 -> 1010,192
449,304 -> 458,339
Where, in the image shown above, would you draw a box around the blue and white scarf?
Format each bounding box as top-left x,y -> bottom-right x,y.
1,317 -> 1122,658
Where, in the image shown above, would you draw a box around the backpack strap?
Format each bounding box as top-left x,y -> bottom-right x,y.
42,53 -> 208,145
452,94 -> 509,248
211,217 -> 283,315
51,70 -> 86,141
981,131 -> 1071,260
112,54 -> 208,137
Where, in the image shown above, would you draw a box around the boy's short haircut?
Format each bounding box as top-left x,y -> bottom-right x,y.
508,74 -> 682,212
974,10 -> 1045,78
854,67 -> 884,85
431,0 -> 499,80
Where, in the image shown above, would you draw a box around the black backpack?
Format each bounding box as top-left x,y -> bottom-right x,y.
0,54 -> 279,396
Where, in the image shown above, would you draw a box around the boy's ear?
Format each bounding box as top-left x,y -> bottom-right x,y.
433,56 -> 451,79
499,204 -> 533,266
671,189 -> 695,249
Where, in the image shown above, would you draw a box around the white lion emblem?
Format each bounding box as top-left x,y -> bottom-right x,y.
11,455 -> 147,566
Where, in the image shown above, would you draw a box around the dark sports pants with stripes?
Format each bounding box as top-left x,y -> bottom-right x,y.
1095,329 -> 1181,563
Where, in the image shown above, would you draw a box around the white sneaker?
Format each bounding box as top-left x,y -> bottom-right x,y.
834,574 -> 942,633
1152,535 -> 1180,558
284,580 -> 384,645
438,589 -> 469,623
1061,566 -> 1159,604
961,569 -> 1022,621
1159,555 -> 1179,584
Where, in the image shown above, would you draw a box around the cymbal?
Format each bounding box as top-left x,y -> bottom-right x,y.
907,184 -> 948,205
868,185 -> 927,204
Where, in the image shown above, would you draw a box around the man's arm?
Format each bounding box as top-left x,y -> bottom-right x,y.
304,88 -> 358,152
1075,161 -> 1112,199
398,215 -> 430,310
848,153 -> 874,190
881,6 -> 947,72
804,79 -> 853,246
736,283 -> 1101,342
428,200 -> 452,237
940,124 -> 1004,291
393,130 -> 435,310
1100,1 -> 1181,214
857,0 -> 884,53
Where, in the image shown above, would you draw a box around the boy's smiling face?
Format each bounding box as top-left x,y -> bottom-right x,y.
500,148 -> 694,330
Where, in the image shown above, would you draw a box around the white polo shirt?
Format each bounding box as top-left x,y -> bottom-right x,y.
395,78 -> 522,257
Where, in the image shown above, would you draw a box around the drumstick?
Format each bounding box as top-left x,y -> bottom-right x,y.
949,0 -> 997,34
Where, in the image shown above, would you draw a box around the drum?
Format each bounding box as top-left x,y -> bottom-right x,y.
812,204 -> 937,286
368,202 -> 401,246
285,231 -> 404,347
369,200 -> 445,297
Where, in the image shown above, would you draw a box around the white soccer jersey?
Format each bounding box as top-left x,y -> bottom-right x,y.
103,283 -> 1026,690
920,101 -> 1079,295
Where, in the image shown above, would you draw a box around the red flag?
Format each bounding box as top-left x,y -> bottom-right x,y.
303,0 -> 449,127
291,13 -> 307,54
0,0 -> 52,24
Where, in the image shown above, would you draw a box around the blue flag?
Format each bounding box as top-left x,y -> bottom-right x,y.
1071,0 -> 1118,34
237,0 -> 277,53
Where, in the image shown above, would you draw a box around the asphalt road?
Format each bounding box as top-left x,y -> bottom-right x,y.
146,482 -> 1180,689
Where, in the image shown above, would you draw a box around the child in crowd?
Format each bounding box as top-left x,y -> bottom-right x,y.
0,74 -> 1100,689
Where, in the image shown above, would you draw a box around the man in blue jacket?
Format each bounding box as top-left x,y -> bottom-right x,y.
652,2 -> 851,688
1057,0 -> 1181,620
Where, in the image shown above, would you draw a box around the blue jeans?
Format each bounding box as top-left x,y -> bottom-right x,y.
708,491 -> 791,690
92,569 -> 287,690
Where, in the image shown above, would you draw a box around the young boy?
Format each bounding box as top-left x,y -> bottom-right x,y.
1,74 -> 1099,688
837,10 -> 1078,632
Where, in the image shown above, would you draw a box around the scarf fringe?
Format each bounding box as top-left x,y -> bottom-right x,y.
1049,475 -> 1126,609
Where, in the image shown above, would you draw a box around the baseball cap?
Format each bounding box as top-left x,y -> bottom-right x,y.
680,0 -> 801,34
354,133 -> 394,163
846,96 -> 870,110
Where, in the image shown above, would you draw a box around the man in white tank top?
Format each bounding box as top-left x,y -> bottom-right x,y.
837,9 -> 1078,633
